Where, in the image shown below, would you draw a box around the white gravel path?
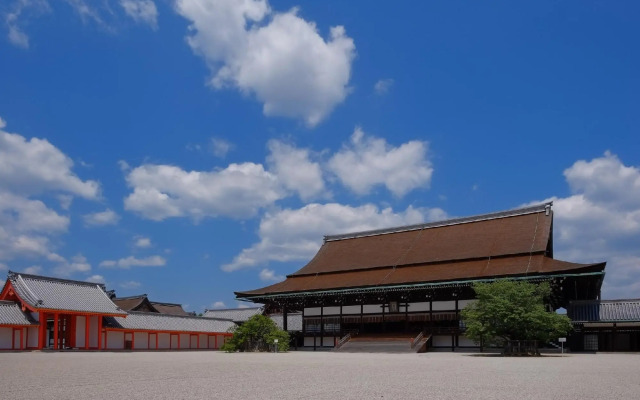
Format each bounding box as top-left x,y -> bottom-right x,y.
1,351 -> 639,400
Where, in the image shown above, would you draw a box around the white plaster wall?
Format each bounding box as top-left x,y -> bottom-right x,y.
0,327 -> 12,349
322,306 -> 340,315
304,336 -> 316,347
89,316 -> 99,348
207,335 -> 215,349
190,335 -> 198,348
322,337 -> 336,347
458,299 -> 477,309
134,332 -> 148,349
148,333 -> 157,349
75,316 -> 86,348
215,335 -> 225,349
198,334 -> 208,349
432,301 -> 456,311
409,302 -> 430,312
27,326 -> 38,348
458,336 -> 477,347
432,335 -> 452,347
158,333 -> 170,349
342,305 -> 361,314
170,334 -> 178,349
363,304 -> 383,314
13,328 -> 23,348
304,307 -> 321,316
179,334 -> 190,349
106,331 -> 125,349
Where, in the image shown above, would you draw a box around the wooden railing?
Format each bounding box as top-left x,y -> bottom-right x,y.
410,331 -> 425,349
334,333 -> 352,350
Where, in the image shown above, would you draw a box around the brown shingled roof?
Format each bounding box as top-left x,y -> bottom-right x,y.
150,302 -> 192,316
236,203 -> 606,298
112,295 -> 159,313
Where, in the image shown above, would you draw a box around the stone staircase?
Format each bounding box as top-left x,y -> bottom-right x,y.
336,333 -> 430,353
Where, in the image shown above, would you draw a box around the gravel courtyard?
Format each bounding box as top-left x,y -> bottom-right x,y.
1,351 -> 639,400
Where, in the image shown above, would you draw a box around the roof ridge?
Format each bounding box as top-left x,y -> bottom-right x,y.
149,301 -> 183,307
114,294 -> 148,300
8,270 -> 107,289
204,307 -> 262,312
324,202 -> 553,242
127,310 -> 234,322
571,298 -> 640,304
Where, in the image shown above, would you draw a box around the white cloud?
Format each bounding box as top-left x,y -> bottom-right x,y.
22,265 -> 42,275
223,203 -> 446,271
4,0 -> 51,49
328,127 -> 433,197
210,301 -> 226,309
267,140 -> 326,200
83,209 -> 120,226
528,152 -> 640,299
100,255 -> 166,269
259,268 -> 284,282
86,274 -> 106,284
134,236 -> 151,248
119,280 -> 141,289
124,162 -> 284,221
53,254 -> 91,277
118,160 -> 131,172
120,0 -> 158,29
374,78 -> 394,95
175,0 -> 355,126
0,125 -> 99,198
210,138 -> 233,158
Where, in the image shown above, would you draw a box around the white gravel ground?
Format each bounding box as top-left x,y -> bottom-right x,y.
1,351 -> 639,400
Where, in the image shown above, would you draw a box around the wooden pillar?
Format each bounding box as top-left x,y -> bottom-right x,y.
178,334 -> 181,350
197,334 -> 200,349
12,328 -> 15,350
20,327 -> 24,350
97,317 -> 103,350
214,334 -> 218,349
53,313 -> 59,350
405,300 -> 409,332
360,303 -> 364,332
70,315 -> 76,348
156,333 -> 159,350
339,304 -> 343,339
320,305 -> 324,348
85,316 -> 90,350
382,301 -> 386,333
38,312 -> 45,349
131,331 -> 135,350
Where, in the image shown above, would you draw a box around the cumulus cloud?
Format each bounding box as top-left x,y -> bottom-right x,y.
124,163 -> 284,221
267,140 -> 326,200
22,265 -> 42,275
119,280 -> 141,289
86,274 -> 106,284
210,138 -> 233,158
529,152 -> 640,299
374,78 -> 394,95
134,236 -> 151,248
100,255 -> 166,269
259,268 -> 284,282
328,128 -> 433,197
0,119 -> 100,266
175,0 -> 355,126
53,254 -> 91,277
83,209 -> 120,226
223,203 -> 446,271
120,0 -> 158,29
210,301 -> 226,309
0,125 -> 99,198
4,0 -> 51,49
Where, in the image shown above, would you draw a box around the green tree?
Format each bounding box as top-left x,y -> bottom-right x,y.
222,314 -> 290,352
460,280 -> 572,348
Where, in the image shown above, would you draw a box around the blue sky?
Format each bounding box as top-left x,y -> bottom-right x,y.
1,0 -> 639,311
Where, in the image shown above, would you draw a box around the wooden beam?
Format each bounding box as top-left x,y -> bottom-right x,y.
53,313 -> 59,350
97,317 -> 103,350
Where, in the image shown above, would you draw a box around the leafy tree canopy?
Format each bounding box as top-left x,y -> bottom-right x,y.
460,280 -> 572,347
222,314 -> 290,352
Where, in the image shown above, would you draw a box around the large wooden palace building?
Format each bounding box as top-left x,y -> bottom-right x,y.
236,203 -> 607,350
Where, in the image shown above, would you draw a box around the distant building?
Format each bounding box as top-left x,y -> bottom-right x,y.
236,203 -> 607,351
0,272 -> 233,351
568,299 -> 640,351
111,294 -> 195,316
